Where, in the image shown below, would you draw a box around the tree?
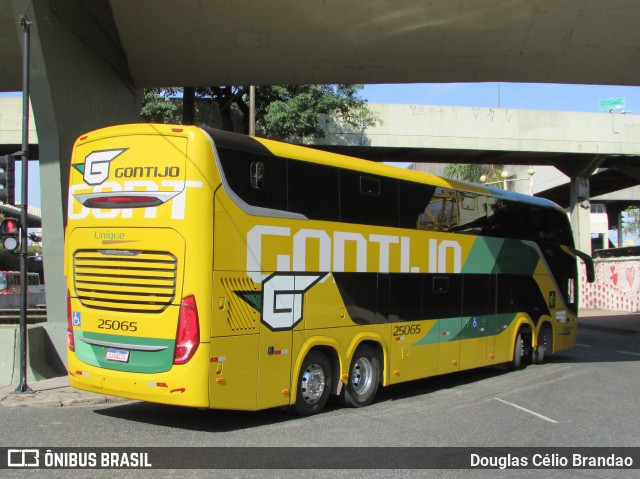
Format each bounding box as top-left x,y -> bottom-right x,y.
257,85 -> 378,141
140,85 -> 378,142
623,206 -> 640,237
140,88 -> 181,124
443,164 -> 505,185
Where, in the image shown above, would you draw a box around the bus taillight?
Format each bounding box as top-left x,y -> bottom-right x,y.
85,195 -> 163,208
66,291 -> 75,352
173,295 -> 199,365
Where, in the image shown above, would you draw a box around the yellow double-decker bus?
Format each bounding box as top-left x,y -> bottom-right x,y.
65,124 -> 594,415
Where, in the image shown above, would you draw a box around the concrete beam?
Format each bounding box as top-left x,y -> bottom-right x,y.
359,104 -> 640,157
10,0 -> 140,369
611,160 -> 640,184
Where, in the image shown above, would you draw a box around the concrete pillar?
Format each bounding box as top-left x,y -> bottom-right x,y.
10,0 -> 140,369
618,212 -> 624,248
569,176 -> 592,254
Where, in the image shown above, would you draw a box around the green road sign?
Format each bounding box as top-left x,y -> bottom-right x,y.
599,98 -> 626,110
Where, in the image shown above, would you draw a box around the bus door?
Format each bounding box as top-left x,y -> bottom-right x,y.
460,275 -> 495,369
389,274 -> 438,383
209,272 -> 260,411
425,275 -> 462,375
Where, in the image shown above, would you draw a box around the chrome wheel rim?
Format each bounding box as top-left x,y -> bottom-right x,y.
300,363 -> 326,404
351,357 -> 373,396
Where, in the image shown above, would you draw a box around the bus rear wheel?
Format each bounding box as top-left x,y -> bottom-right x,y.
509,331 -> 526,370
343,345 -> 380,408
534,326 -> 552,364
294,350 -> 332,416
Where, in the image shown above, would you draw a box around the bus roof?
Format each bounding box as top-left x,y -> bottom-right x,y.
75,124 -> 563,213
205,127 -> 564,213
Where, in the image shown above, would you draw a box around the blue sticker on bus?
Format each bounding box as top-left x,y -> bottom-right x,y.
72,312 -> 81,327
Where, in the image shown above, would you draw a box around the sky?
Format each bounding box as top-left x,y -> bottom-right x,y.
362,82 -> 640,113
5,81 -> 640,211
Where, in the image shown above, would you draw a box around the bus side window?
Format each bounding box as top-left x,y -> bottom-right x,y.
433,276 -> 449,293
453,192 -> 488,234
360,176 -> 380,196
459,194 -> 476,211
423,274 -> 462,318
287,160 -> 339,222
398,181 -> 436,230
340,170 -> 398,227
217,147 -> 287,211
482,197 -> 520,239
419,188 -> 458,231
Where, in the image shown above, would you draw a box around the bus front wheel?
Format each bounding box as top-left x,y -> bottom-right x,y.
294,350 -> 332,416
343,345 -> 380,408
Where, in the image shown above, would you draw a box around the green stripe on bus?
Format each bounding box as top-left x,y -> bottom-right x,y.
74,331 -> 175,374
494,240 -> 540,275
462,237 -> 505,274
413,313 -> 517,345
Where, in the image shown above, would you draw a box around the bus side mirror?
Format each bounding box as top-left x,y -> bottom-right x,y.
571,247 -> 595,283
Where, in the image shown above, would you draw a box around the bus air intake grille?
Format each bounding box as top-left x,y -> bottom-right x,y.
73,250 -> 177,313
221,276 -> 259,331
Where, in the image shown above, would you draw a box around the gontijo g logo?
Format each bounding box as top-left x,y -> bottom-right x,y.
73,149 -> 128,186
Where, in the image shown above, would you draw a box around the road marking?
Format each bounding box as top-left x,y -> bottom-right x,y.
494,398 -> 559,424
617,351 -> 640,357
576,343 -> 592,348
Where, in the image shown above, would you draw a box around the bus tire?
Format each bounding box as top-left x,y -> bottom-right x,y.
294,350 -> 332,416
509,331 -> 525,370
534,326 -> 552,364
343,345 -> 380,408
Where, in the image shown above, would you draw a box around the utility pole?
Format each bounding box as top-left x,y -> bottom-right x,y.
183,87 -> 195,125
15,15 -> 32,394
249,85 -> 255,136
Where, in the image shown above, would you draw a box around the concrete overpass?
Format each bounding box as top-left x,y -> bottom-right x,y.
315,103 -> 640,207
3,0 -> 640,369
4,1 -> 640,90
318,103 -> 640,171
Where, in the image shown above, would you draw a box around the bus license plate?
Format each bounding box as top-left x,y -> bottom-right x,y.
106,349 -> 130,363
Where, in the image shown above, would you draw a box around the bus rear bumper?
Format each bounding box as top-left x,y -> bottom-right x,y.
67,346 -> 210,408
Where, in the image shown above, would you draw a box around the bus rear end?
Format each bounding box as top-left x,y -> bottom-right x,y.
65,124 -> 217,407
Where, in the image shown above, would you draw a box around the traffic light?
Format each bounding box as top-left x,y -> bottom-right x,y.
0,154 -> 16,205
1,217 -> 20,252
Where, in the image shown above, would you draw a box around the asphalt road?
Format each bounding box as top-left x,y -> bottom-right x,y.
1,327 -> 639,478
